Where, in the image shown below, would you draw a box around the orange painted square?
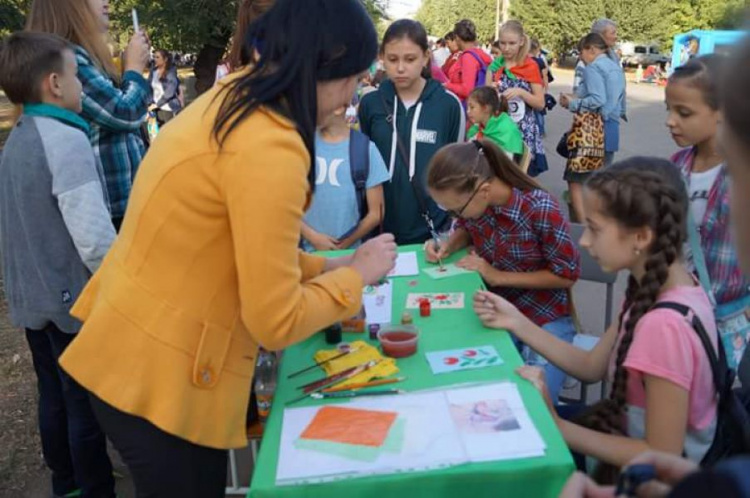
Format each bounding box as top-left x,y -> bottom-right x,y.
300,406 -> 398,447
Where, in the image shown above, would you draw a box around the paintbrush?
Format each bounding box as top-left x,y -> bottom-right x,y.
430,230 -> 445,271
311,389 -> 405,399
286,360 -> 378,405
322,376 -> 406,393
286,346 -> 360,379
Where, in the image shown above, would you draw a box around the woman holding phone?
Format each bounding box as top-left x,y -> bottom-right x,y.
27,0 -> 152,230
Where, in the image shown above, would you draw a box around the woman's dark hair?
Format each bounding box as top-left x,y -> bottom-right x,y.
454,19 -> 477,43
469,86 -> 509,116
427,139 -> 542,194
444,31 -> 456,41
723,36 -> 750,142
225,0 -> 276,72
578,32 -> 608,52
575,157 -> 688,450
381,19 -> 432,80
491,40 -> 501,50
213,0 -> 378,190
670,54 -> 724,111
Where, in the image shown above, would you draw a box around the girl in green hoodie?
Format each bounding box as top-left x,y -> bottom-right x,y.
359,20 -> 465,245
466,86 -> 525,159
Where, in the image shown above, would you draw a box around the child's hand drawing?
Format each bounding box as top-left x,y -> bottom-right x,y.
456,253 -> 490,278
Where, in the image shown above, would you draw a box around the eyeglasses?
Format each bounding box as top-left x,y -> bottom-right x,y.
441,179 -> 488,219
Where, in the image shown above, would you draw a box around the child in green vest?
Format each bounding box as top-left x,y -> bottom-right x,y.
466,86 -> 524,159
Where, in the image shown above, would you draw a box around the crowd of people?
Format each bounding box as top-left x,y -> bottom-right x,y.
0,0 -> 749,496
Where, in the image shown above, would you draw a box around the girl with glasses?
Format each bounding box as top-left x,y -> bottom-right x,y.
425,139 -> 580,403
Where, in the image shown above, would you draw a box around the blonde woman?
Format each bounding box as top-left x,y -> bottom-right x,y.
27,0 -> 151,230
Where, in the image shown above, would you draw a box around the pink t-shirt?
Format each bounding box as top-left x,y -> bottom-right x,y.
609,284 -> 718,460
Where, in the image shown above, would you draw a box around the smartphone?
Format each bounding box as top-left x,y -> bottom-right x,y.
131,8 -> 140,33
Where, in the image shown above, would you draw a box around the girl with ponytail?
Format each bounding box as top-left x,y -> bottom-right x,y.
425,139 -> 580,403
474,158 -> 719,473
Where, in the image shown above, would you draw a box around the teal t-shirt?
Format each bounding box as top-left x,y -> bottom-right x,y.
301,132 -> 389,252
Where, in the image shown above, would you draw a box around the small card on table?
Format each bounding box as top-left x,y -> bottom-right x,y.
426,346 -> 503,374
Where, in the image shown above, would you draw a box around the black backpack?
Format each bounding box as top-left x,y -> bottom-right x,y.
338,129 -> 370,240
653,302 -> 750,467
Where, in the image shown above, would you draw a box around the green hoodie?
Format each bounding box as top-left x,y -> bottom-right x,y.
467,113 -> 525,156
359,79 -> 465,245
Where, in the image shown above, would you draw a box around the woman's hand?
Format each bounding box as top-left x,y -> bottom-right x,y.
124,31 -> 150,74
473,290 -> 528,333
350,234 -> 397,285
517,365 -> 559,421
424,238 -> 450,264
560,93 -> 573,109
456,253 -> 490,277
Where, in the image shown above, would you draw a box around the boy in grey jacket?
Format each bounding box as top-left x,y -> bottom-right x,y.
0,32 -> 116,498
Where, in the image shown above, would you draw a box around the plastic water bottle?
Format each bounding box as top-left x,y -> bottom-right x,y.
254,350 -> 277,425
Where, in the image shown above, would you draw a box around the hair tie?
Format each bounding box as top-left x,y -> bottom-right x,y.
472,140 -> 484,154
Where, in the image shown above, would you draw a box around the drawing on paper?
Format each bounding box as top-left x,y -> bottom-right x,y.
449,399 -> 521,433
406,293 -> 464,309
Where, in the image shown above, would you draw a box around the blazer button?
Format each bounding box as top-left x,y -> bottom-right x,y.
200,367 -> 213,385
342,290 -> 354,304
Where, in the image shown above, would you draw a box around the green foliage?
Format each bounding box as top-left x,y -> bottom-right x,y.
0,0 -> 30,36
416,0 -> 498,42
417,0 -> 747,55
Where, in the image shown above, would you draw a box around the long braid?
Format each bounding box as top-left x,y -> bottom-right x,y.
573,159 -> 688,472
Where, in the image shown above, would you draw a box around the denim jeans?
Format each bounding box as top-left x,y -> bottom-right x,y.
515,316 -> 577,404
25,324 -> 115,498
535,110 -> 546,136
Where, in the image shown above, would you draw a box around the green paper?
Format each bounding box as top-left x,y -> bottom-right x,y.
423,264 -> 475,280
294,418 -> 406,462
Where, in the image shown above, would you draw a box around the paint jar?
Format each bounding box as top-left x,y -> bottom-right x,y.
419,299 -> 431,317
378,325 -> 419,358
368,323 -> 381,341
325,323 -> 342,344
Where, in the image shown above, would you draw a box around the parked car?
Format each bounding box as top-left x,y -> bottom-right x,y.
619,42 -> 669,67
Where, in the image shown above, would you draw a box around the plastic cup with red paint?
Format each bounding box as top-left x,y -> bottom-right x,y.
377,325 -> 419,358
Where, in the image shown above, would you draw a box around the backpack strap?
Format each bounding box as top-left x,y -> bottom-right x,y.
651,301 -> 728,396
348,128 -> 370,222
463,51 -> 488,86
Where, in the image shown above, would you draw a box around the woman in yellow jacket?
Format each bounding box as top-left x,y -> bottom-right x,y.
59,0 -> 395,495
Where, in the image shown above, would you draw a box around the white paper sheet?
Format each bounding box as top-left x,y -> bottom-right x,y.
276,391 -> 466,485
387,252 -> 419,277
275,383 -> 547,485
362,281 -> 392,325
446,383 -> 546,462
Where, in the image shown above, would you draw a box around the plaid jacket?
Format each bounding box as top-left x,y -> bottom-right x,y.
76,46 -> 151,220
456,188 -> 580,326
673,148 -> 750,305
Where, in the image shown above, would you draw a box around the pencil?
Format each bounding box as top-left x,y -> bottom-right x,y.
322,376 -> 406,393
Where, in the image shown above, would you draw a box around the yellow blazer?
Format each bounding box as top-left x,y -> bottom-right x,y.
60,79 -> 363,449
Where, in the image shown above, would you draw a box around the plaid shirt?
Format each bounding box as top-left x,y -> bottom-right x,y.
76,46 -> 151,220
456,188 -> 580,326
673,148 -> 750,304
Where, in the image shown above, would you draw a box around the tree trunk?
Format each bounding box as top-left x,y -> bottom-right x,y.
193,42 -> 227,96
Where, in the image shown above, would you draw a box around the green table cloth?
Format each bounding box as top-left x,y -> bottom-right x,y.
249,245 -> 574,498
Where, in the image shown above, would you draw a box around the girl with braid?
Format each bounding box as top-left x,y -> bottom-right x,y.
474,158 -> 719,471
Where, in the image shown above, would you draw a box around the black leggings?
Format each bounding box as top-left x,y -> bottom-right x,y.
89,394 -> 227,498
